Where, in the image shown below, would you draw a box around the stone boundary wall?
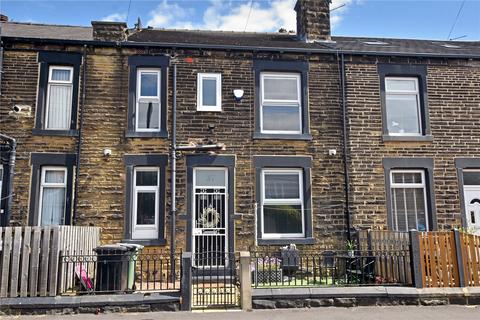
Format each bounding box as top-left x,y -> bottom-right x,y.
0,293 -> 180,315
252,287 -> 480,309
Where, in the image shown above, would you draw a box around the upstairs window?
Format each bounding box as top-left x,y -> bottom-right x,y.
136,69 -> 161,132
390,170 -> 429,231
39,167 -> 67,226
126,56 -> 169,138
385,77 -> 421,135
34,52 -> 81,136
197,73 -> 222,112
45,66 -> 74,130
260,73 -> 302,134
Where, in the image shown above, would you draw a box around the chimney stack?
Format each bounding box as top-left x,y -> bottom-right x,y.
91,21 -> 127,41
0,14 -> 8,22
295,0 -> 332,42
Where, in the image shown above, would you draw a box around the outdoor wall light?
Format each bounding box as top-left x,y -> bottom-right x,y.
233,89 -> 244,102
103,148 -> 112,157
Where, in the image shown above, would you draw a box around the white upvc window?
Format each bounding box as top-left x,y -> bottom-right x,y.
38,166 -> 67,226
0,165 -> 3,211
261,169 -> 304,238
132,167 -> 159,239
260,72 -> 302,134
45,66 -> 73,130
197,73 -> 222,112
385,77 -> 422,136
136,69 -> 161,132
390,170 -> 429,231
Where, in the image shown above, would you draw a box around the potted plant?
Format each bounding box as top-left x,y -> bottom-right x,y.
346,240 -> 356,258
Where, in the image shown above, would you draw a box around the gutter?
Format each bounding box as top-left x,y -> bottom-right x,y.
2,36 -> 480,60
72,45 -> 88,224
0,133 -> 16,227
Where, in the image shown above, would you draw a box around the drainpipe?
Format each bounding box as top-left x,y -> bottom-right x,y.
0,133 -> 16,227
170,62 -> 177,281
72,45 -> 88,225
339,53 -> 352,241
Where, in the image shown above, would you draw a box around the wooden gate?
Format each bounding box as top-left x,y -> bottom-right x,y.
0,226 -> 100,297
418,231 -> 459,288
459,232 -> 480,286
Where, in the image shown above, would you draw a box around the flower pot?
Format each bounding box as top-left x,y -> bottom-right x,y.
347,250 -> 355,258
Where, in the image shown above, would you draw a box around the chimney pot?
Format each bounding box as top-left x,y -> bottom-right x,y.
295,0 -> 332,42
91,21 -> 127,41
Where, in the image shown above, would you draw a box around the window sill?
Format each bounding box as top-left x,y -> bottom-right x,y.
257,237 -> 315,246
253,132 -> 313,141
382,134 -> 433,142
125,131 -> 168,138
32,129 -> 78,137
121,238 -> 167,246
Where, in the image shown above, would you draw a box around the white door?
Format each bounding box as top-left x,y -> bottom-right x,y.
464,186 -> 480,235
192,168 -> 228,267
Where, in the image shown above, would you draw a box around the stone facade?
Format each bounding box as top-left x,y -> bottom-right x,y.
0,41 -> 347,250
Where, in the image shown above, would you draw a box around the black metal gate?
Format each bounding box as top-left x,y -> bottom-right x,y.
191,251 -> 239,309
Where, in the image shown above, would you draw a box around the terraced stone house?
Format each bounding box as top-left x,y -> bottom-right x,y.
1,0 -> 480,261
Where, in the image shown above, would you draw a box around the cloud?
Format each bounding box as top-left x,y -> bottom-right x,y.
146,0 -> 194,29
101,13 -> 127,22
145,0 -> 357,32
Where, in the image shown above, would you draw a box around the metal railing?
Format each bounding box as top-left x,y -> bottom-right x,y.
59,250 -> 182,295
251,250 -> 412,288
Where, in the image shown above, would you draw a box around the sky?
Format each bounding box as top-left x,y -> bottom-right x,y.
0,0 -> 479,41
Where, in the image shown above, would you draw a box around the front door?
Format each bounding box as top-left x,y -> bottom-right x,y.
464,186 -> 480,235
192,168 -> 228,267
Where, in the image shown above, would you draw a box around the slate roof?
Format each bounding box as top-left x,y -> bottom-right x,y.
2,21 -> 480,58
1,22 -> 93,41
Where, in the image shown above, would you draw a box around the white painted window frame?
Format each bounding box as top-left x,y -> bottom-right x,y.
38,166 -> 67,226
135,68 -> 161,132
390,169 -> 429,231
0,164 -> 3,212
197,73 -> 222,112
385,77 -> 422,136
260,72 -> 302,134
261,168 -> 305,239
45,66 -> 74,130
132,167 -> 160,240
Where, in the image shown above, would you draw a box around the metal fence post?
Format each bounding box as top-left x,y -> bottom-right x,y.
453,229 -> 466,287
409,230 -> 423,288
239,251 -> 252,311
180,252 -> 192,311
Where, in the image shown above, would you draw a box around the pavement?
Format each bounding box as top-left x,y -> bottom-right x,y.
1,306 -> 480,320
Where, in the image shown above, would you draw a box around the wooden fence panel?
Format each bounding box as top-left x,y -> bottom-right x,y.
0,226 -> 100,298
357,230 -> 412,285
418,231 -> 459,288
459,233 -> 480,286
